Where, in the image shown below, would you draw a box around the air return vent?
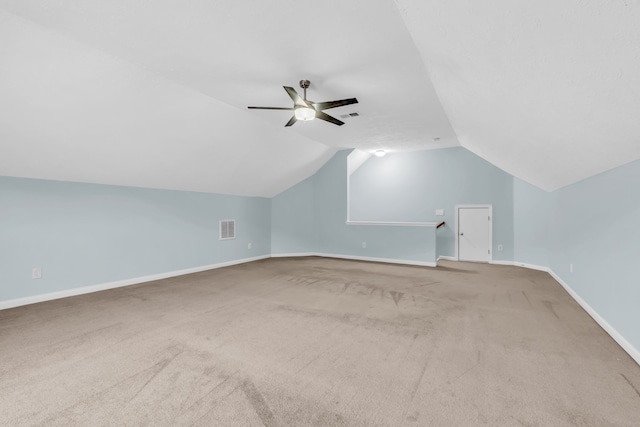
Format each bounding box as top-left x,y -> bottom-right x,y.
219,219 -> 236,240
339,112 -> 360,119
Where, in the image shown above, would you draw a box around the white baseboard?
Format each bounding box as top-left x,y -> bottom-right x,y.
512,261 -> 550,272
0,252 -> 435,310
439,256 -> 515,265
270,252 -> 316,258
547,269 -> 640,366
272,252 -> 436,267
489,260 -> 515,266
0,255 -> 270,311
315,252 -> 436,267
1,252 -> 432,310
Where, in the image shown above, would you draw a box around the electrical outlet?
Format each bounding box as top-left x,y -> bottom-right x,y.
32,267 -> 42,279
436,209 -> 444,216
497,244 -> 503,252
361,242 -> 367,249
248,242 -> 252,249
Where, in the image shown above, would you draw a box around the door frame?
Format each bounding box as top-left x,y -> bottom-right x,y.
454,204 -> 493,262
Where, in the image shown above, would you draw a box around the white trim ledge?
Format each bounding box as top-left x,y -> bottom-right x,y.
0,254 -> 270,311
346,221 -> 437,227
437,255 -> 457,262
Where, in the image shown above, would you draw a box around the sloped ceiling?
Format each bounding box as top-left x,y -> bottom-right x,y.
396,0 -> 640,191
1,1 -> 638,196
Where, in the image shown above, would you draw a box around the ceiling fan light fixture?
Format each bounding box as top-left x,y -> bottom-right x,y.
374,149 -> 386,157
294,106 -> 316,121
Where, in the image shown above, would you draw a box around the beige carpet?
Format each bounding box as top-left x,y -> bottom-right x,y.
0,257 -> 639,426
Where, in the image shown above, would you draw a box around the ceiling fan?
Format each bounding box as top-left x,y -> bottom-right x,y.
248,80 -> 358,127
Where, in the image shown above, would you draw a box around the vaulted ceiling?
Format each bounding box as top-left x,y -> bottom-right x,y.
1,1 -> 638,196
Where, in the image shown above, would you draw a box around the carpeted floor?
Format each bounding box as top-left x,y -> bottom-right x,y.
0,257 -> 639,426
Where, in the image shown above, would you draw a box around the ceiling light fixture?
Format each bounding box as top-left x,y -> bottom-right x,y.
294,106 -> 316,121
374,149 -> 386,157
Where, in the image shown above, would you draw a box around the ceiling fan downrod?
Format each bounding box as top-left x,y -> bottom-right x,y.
299,79 -> 311,100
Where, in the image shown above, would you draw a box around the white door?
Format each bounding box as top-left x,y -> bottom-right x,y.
458,207 -> 491,262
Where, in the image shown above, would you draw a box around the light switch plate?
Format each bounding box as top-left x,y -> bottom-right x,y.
436,209 -> 444,216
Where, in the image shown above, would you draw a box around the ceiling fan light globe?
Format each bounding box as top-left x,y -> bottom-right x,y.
294,107 -> 316,121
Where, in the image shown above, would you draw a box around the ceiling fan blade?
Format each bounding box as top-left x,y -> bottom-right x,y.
315,111 -> 344,126
283,86 -> 309,107
247,106 -> 294,110
285,116 -> 297,127
312,98 -> 358,111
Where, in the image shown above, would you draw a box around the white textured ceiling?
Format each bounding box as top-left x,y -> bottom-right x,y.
0,0 -> 455,197
396,0 -> 640,191
1,1 -> 639,196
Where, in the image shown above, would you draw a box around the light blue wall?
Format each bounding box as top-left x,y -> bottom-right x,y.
512,160 -> 640,355
314,151 -> 436,263
350,147 -> 514,260
0,176 -> 271,301
546,160 -> 640,353
513,178 -> 552,267
271,176 -> 316,254
271,150 -> 437,264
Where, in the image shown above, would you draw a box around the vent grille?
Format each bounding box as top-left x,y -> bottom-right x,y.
219,219 -> 236,240
339,112 -> 360,119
